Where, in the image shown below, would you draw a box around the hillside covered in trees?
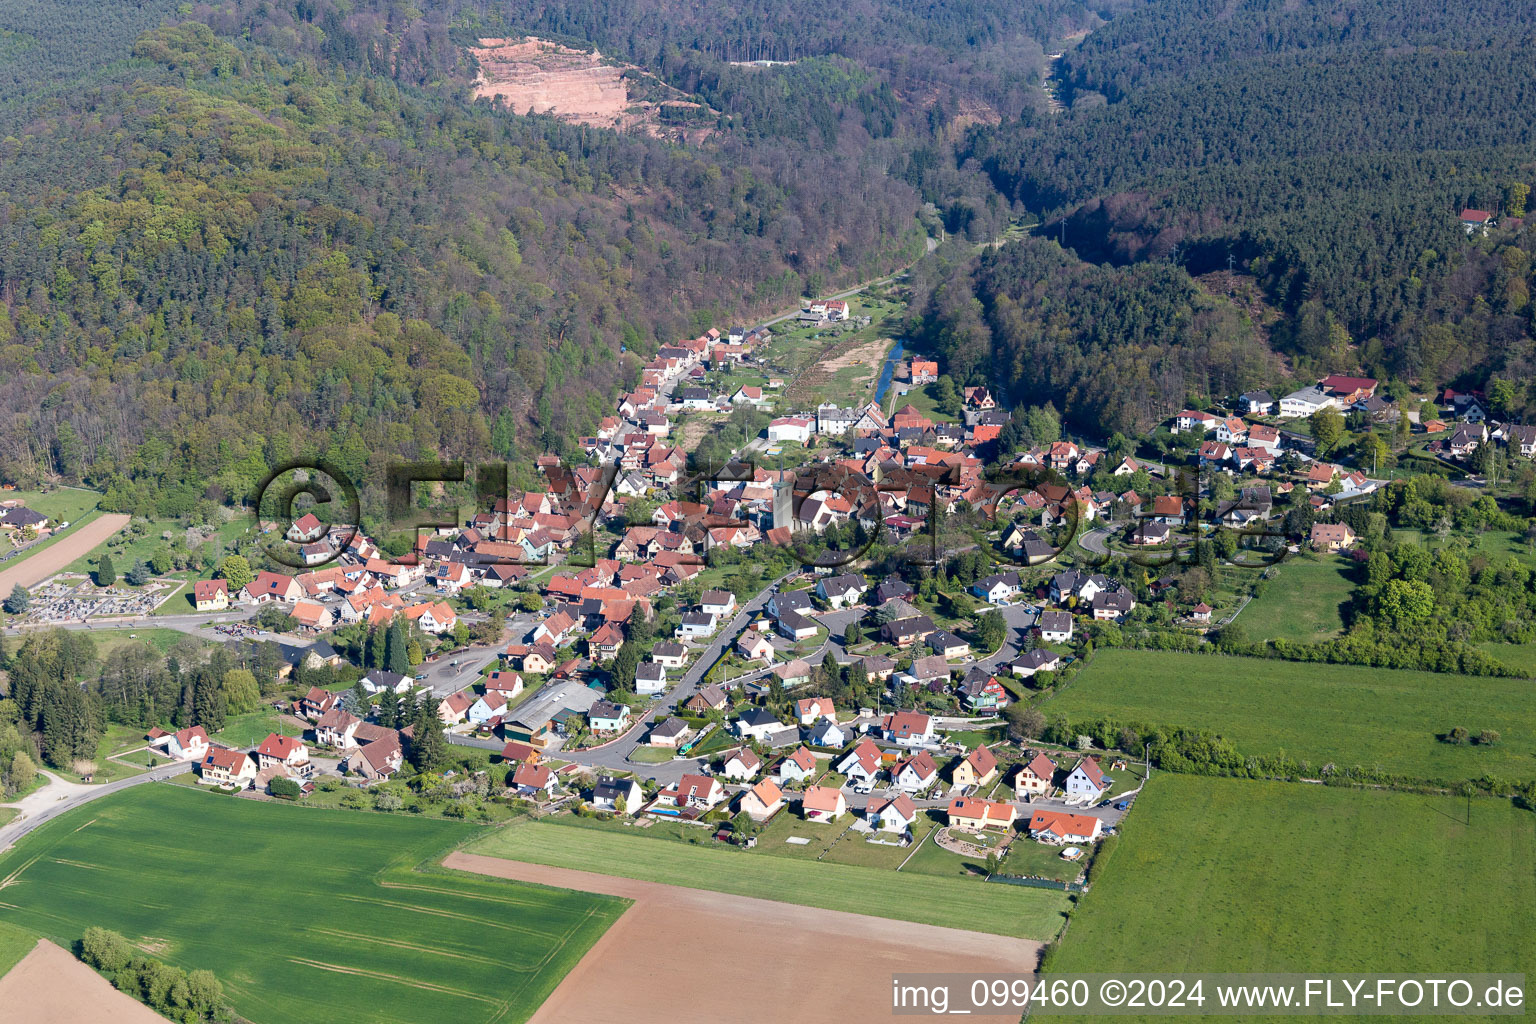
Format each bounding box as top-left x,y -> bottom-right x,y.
920,0 -> 1536,430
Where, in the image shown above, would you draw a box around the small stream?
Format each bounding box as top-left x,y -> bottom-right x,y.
873,339 -> 906,404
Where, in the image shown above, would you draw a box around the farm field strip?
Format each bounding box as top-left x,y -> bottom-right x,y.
1047,649 -> 1536,779
0,786 -> 626,1024
468,819 -> 1069,940
1046,775 -> 1536,1023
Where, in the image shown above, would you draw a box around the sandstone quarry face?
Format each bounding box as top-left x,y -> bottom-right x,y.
470,38 -> 629,127
469,37 -> 713,141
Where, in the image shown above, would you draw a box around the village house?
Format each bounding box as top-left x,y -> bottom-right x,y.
736,632 -> 775,662
800,785 -> 848,822
1011,648 -> 1061,679
1038,610 -> 1074,643
1064,757 -> 1109,803
927,630 -> 971,660
836,738 -> 883,785
657,774 -> 724,812
645,717 -> 691,749
254,733 -> 309,772
971,570 -> 1023,604
883,710 -> 936,748
881,615 -> 937,647
738,778 -> 785,822
950,744 -> 999,790
192,579 -> 230,611
815,574 -> 867,609
245,571 -> 303,604
591,776 -> 643,815
315,708 -> 362,749
892,750 -> 940,792
958,671 -> 1006,711
512,763 -> 558,798
438,691 -> 474,726
684,684 -> 729,714
866,793 -> 919,834
199,748 -> 256,788
1028,808 -> 1103,844
651,642 -> 688,669
807,718 -> 846,748
947,797 -> 1017,831
588,701 -> 631,735
734,707 -> 784,742
350,732 -> 405,782
795,697 -> 836,726
155,726 -> 210,762
778,745 -> 819,784
723,747 -> 763,781
635,662 -> 668,695
1013,751 -> 1058,798
1310,522 -> 1357,552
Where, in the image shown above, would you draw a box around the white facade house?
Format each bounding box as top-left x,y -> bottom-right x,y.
1279,386 -> 1337,419
1064,758 -> 1108,803
767,417 -> 813,444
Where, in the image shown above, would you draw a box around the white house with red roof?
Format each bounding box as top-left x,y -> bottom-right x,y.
286,512 -> 326,543
1064,757 -> 1108,803
800,785 -> 847,822
779,745 -> 819,784
882,710 -> 936,748
255,733 -> 309,771
657,774 -> 724,811
892,750 -> 940,793
795,696 -> 836,726
866,793 -> 918,833
1028,808 -> 1103,844
155,726 -> 210,762
244,571 -> 302,604
835,738 -> 883,784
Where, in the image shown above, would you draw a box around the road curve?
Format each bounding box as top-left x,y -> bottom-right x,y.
0,763 -> 192,853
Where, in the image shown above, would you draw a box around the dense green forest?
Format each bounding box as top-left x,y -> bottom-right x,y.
910,237 -> 1279,434
0,0 -> 943,509
922,0 -> 1536,428
4,0 -> 1536,503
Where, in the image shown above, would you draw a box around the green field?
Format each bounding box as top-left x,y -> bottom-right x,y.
1,487 -> 101,524
1242,558 -> 1356,643
0,918 -> 38,977
1048,775 -> 1535,1022
0,786 -> 626,1024
470,819 -> 1069,939
1046,650 -> 1536,781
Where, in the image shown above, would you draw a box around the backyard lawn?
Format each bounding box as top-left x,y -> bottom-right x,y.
1047,649 -> 1536,782
1,487 -> 101,523
1241,557 -> 1357,643
471,817 -> 1069,939
1047,775 -> 1536,1022
0,786 -> 625,1024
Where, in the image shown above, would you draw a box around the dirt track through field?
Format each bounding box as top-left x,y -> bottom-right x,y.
0,939 -> 169,1023
445,852 -> 1040,1023
0,513 -> 129,595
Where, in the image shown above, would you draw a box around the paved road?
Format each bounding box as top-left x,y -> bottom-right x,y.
0,763 -> 193,852
1078,527 -> 1112,557
417,612 -> 536,697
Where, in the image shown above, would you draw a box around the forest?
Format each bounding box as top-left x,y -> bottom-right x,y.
924,0 -> 1536,426
0,0 -> 936,509
2,0 -> 1536,502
